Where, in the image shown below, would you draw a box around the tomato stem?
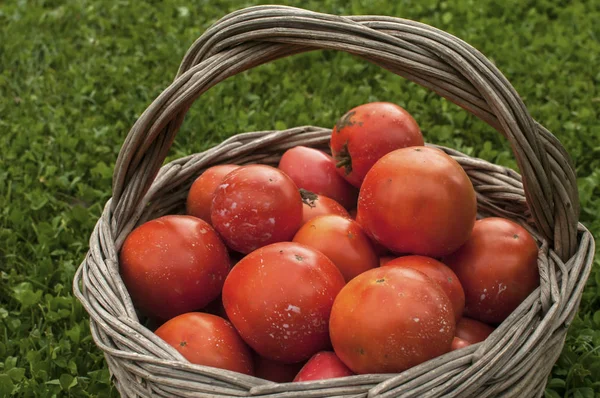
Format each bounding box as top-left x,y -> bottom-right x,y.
336,158 -> 351,169
334,142 -> 353,175
300,188 -> 318,208
335,110 -> 357,131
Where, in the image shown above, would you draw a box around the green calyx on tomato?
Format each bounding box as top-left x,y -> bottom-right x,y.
334,141 -> 353,175
300,188 -> 319,208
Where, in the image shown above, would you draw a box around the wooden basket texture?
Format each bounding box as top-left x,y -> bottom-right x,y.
73,5 -> 595,398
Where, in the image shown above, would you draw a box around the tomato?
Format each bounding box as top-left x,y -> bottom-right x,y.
451,337 -> 470,351
293,351 -> 354,382
211,165 -> 303,254
278,146 -> 358,209
385,255 -> 465,322
293,215 -> 378,282
300,189 -> 349,225
379,256 -> 396,266
254,356 -> 305,382
450,317 -> 495,351
444,218 -> 539,324
222,242 -> 345,363
357,146 -> 477,257
455,317 -> 495,344
120,215 -> 230,321
330,267 -> 455,374
154,313 -> 253,375
186,164 -> 239,224
330,102 -> 423,187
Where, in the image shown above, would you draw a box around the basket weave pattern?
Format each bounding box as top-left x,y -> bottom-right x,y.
73,6 -> 595,397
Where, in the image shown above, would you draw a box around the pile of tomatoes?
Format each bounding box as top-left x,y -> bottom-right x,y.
119,102 -> 540,381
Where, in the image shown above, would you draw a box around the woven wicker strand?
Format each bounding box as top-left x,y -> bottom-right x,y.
73,5 -> 595,398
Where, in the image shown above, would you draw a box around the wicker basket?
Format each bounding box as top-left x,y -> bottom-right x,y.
73,5 -> 595,398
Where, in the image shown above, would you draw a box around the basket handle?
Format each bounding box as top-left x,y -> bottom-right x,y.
110,5 -> 579,261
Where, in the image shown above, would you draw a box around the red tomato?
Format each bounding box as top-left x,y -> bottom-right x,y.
293,215 -> 378,282
186,164 -> 239,224
300,190 -> 349,225
330,102 -> 424,187
451,337 -> 470,351
254,356 -> 305,382
357,147 -> 476,257
379,256 -> 396,266
222,242 -> 345,363
154,313 -> 253,375
278,146 -> 358,209
455,317 -> 495,344
120,215 -> 230,321
385,255 -> 465,322
444,218 -> 539,324
211,165 -> 302,254
293,351 -> 354,382
329,267 -> 454,374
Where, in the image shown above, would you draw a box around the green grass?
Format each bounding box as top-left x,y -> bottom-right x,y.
0,0 -> 598,396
